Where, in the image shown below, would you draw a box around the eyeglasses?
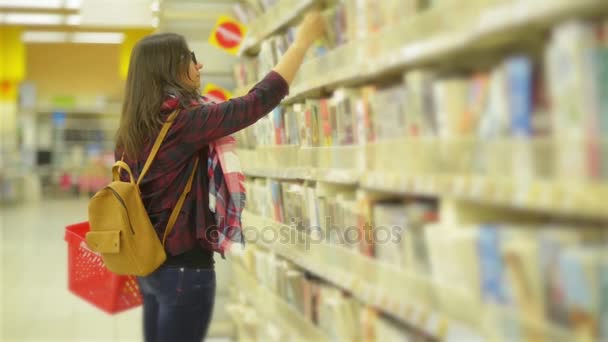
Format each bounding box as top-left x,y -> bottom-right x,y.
191,51 -> 198,65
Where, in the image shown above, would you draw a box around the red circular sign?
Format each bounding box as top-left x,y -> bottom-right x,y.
214,22 -> 243,49
207,89 -> 228,102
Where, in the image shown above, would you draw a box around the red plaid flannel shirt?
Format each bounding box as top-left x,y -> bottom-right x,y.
115,71 -> 289,256
208,136 -> 246,256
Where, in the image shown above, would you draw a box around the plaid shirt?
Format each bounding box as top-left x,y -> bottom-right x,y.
116,71 -> 289,256
208,136 -> 246,256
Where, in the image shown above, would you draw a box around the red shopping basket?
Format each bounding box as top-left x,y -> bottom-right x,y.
64,222 -> 142,314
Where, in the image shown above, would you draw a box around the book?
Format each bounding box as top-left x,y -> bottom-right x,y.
403,201 -> 438,274
369,84 -> 407,141
558,246 -> 605,339
267,179 -> 284,223
433,76 -> 470,138
318,98 -> 335,146
538,225 -> 606,328
281,182 -> 306,230
271,106 -> 285,145
404,70 -> 437,137
357,86 -> 377,143
546,20 -> 599,179
283,105 -> 300,145
504,56 -> 534,137
372,201 -> 408,267
333,88 -> 359,145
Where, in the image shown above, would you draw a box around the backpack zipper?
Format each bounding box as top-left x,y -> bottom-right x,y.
106,187 -> 136,235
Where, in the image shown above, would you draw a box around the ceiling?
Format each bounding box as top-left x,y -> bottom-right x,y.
0,0 -> 158,29
1,0 -> 244,87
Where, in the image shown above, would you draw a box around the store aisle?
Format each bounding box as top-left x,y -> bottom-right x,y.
1,198 -> 234,342
1,198 -> 143,341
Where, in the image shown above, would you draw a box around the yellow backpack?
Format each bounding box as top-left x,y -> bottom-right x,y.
85,109 -> 199,276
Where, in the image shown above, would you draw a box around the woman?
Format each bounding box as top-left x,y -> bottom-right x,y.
114,11 -> 325,342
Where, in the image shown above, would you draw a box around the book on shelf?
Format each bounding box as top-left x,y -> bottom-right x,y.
433,76 -> 470,138
369,84 -> 407,141
402,201 -> 438,274
371,201 -> 409,268
403,70 -> 437,137
333,88 -> 359,145
558,246 -> 606,340
267,179 -> 284,223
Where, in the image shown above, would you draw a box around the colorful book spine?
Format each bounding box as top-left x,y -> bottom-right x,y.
268,180 -> 284,223
558,247 -> 604,339
319,99 -> 334,146
478,225 -> 506,304
504,56 -> 534,137
590,48 -> 608,178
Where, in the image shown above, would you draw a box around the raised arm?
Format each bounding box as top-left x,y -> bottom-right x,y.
176,10 -> 326,149
273,10 -> 325,84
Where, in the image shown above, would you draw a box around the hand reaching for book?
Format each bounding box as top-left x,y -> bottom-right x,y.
273,10 -> 326,84
295,10 -> 326,49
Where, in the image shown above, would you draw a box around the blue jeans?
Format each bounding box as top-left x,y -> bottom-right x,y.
137,266 -> 216,342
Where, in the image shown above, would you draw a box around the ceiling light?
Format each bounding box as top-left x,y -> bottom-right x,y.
22,31 -> 68,43
4,13 -> 63,25
70,32 -> 125,44
0,0 -> 62,8
0,0 -> 81,9
22,31 -> 125,44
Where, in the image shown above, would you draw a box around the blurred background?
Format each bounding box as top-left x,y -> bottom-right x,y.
2,0 -> 608,341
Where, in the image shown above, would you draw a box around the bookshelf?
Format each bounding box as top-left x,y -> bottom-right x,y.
239,0 -> 317,56
237,143 -> 608,219
230,0 -> 608,340
240,211 -> 577,341
231,261 -> 330,341
283,0 -> 608,104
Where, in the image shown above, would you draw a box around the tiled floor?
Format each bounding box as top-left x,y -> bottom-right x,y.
1,198 -> 233,342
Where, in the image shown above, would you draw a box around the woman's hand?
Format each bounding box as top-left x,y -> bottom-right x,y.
272,9 -> 326,84
295,10 -> 326,49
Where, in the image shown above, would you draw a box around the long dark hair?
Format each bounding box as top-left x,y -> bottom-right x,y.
116,33 -> 198,160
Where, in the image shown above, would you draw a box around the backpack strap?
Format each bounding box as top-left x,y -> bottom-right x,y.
162,157 -> 199,247
137,109 -> 181,186
117,108 -> 198,248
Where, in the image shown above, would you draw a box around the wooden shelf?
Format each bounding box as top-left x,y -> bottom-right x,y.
282,0 -> 608,104
241,211 -> 483,340
241,211 -> 579,341
231,262 -> 329,341
238,138 -> 608,220
239,0 -> 316,56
